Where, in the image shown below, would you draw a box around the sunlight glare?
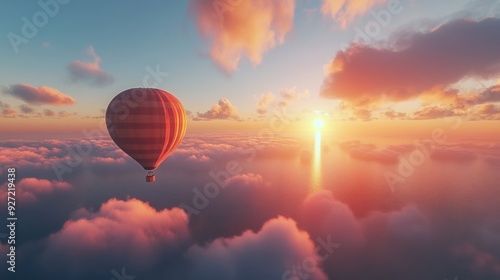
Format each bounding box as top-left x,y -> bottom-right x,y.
314,119 -> 324,130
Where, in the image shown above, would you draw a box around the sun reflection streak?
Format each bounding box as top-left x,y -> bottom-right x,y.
311,129 -> 322,189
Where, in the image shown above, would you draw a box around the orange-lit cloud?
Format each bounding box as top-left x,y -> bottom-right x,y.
190,0 -> 295,73
322,0 -> 387,27
67,45 -> 114,86
321,18 -> 500,105
193,98 -> 241,121
4,84 -> 76,106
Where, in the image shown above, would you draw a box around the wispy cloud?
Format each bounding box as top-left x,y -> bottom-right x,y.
67,45 -> 114,86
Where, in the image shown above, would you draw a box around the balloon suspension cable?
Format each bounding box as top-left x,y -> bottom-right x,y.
146,170 -> 156,183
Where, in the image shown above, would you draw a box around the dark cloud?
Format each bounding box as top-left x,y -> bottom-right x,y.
43,109 -> 56,117
19,104 -> 35,114
321,18 -> 500,105
0,101 -> 16,117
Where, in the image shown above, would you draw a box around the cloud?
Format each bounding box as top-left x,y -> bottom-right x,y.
256,92 -> 275,114
353,108 -> 372,121
477,104 -> 500,115
277,87 -> 309,108
19,104 -> 35,114
43,109 -> 56,117
300,191 -> 363,246
41,198 -> 190,276
255,87 -> 308,115
4,84 -> 76,106
321,0 -> 387,28
321,18 -> 500,105
0,101 -> 16,117
67,46 -> 114,86
383,110 -> 406,120
339,140 -> 399,164
190,0 -> 295,73
430,147 -> 477,162
186,216 -> 328,280
412,106 -> 459,120
453,244 -> 500,275
0,178 -> 71,203
194,98 -> 241,121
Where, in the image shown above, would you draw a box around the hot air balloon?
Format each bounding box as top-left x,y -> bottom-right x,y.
105,88 -> 187,182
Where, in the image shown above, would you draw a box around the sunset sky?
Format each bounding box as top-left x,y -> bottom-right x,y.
1,0 -> 500,280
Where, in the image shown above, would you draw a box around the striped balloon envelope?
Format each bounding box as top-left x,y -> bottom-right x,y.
105,88 -> 187,182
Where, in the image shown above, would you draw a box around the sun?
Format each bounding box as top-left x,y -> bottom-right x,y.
314,118 -> 324,129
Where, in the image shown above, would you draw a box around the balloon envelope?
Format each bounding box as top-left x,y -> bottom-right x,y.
105,88 -> 187,175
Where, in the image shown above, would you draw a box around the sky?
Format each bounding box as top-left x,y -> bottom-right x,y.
1,0 -> 500,279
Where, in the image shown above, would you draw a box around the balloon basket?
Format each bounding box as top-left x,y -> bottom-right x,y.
146,171 -> 155,183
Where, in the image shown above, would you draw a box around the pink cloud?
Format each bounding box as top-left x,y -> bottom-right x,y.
67,46 -> 114,86
42,198 -> 190,268
300,191 -> 364,246
190,0 -> 295,73
186,216 -> 328,280
4,84 -> 75,106
0,178 -> 71,203
90,156 -> 126,165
